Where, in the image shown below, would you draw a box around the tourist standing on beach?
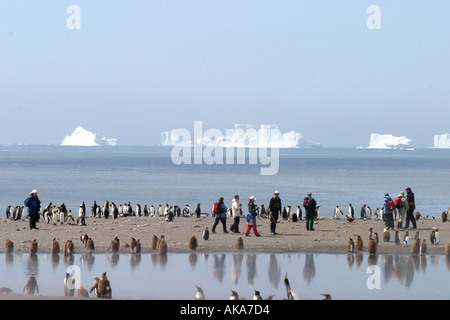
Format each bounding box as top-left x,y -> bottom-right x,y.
405,187 -> 417,229
269,191 -> 282,235
395,191 -> 409,230
25,190 -> 41,230
382,193 -> 395,229
245,196 -> 261,237
230,195 -> 241,233
212,197 -> 228,233
303,192 -> 317,231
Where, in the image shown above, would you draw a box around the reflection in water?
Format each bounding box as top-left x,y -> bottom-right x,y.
1,252 -> 450,299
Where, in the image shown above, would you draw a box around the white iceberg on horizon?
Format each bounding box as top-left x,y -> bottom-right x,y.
161,124 -> 322,148
367,133 -> 413,149
61,126 -> 117,146
433,134 -> 450,148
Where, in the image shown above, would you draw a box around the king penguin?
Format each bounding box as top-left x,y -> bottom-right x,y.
368,238 -> 377,256
321,294 -> 332,300
151,235 -> 158,250
80,233 -> 89,248
395,230 -> 401,246
347,238 -> 355,253
136,239 -> 142,254
90,277 -> 99,297
235,236 -> 244,250
284,273 -> 299,300
5,239 -> 13,254
51,238 -> 60,254
195,286 -> 205,300
230,290 -> 239,300
23,272 -> 39,295
87,237 -> 95,254
29,239 -> 38,255
188,235 -> 198,251
202,227 -> 209,241
63,239 -> 75,255
430,228 -> 439,245
369,228 -> 373,241
78,286 -> 89,298
109,235 -> 120,254
158,235 -> 168,255
411,238 -> 420,255
98,272 -> 112,299
64,273 -> 75,297
382,227 -> 390,242
403,231 -> 410,247
354,235 -> 363,251
253,290 -> 263,300
420,239 -> 427,256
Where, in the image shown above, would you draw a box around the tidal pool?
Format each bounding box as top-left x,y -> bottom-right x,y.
0,252 -> 448,300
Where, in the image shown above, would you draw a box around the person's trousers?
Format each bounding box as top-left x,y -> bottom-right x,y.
306,214 -> 314,230
270,214 -> 278,233
384,213 -> 395,229
230,217 -> 240,233
212,217 -> 227,232
405,210 -> 417,229
245,224 -> 260,236
29,212 -> 38,229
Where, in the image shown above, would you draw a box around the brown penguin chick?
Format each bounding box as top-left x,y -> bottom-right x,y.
98,272 -> 112,299
354,235 -> 363,251
29,239 -> 38,255
5,239 -> 14,254
445,243 -> 450,256
78,286 -> 89,298
235,236 -> 244,250
135,239 -> 142,254
23,273 -> 39,295
157,235 -> 165,252
151,235 -> 158,250
86,238 -> 95,254
347,238 -> 355,253
442,211 -> 448,222
109,235 -> 120,254
129,237 -> 138,254
368,238 -> 377,255
420,239 -> 427,255
382,227 -> 390,242
411,238 -> 420,255
51,238 -> 60,254
158,236 -> 168,255
63,239 -> 75,255
414,211 -> 421,221
90,277 -> 100,297
188,235 -> 198,251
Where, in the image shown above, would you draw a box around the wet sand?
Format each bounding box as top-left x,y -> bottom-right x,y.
0,214 -> 448,255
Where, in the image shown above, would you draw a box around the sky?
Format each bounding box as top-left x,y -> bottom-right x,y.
1,0 -> 449,148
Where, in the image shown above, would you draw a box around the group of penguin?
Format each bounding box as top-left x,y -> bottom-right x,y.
195,273 -> 331,300
347,227 -> 450,256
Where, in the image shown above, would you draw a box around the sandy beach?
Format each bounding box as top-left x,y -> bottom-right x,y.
0,214 -> 448,255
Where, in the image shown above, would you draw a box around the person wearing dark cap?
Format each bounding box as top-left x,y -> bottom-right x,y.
404,187 -> 417,229
269,191 -> 281,235
25,190 -> 41,230
303,192 -> 317,231
382,193 -> 395,229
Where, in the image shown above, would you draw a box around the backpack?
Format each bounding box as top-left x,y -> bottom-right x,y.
395,197 -> 403,209
24,197 -> 30,207
387,199 -> 395,211
303,198 -> 315,211
246,213 -> 254,225
213,201 -> 221,214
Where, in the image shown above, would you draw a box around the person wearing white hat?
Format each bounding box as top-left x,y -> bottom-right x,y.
268,191 -> 281,235
25,189 -> 41,230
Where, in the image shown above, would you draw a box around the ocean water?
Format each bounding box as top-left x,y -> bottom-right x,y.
1,146 -> 450,218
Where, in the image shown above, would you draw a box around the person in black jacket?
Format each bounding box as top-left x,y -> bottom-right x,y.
404,187 -> 417,229
25,190 -> 41,230
269,191 -> 281,235
195,203 -> 201,218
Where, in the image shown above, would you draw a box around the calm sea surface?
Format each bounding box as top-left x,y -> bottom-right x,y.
1,146 -> 449,218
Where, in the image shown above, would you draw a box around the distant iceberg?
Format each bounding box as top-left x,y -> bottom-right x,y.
61,126 -> 117,146
433,134 -> 450,148
366,133 -> 413,150
161,124 -> 322,148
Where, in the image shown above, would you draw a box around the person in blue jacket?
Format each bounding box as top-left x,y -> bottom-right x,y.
382,193 -> 395,229
25,190 -> 41,230
211,197 -> 228,234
